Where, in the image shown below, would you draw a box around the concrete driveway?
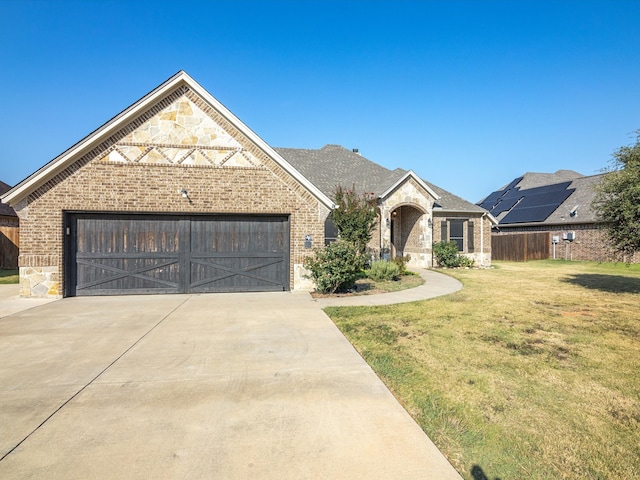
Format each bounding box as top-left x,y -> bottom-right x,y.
0,290 -> 461,479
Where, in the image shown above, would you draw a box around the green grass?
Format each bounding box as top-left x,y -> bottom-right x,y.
0,269 -> 19,284
326,260 -> 640,480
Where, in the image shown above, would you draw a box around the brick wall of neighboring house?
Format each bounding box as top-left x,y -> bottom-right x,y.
15,90 -> 328,297
433,212 -> 492,266
493,224 -> 640,263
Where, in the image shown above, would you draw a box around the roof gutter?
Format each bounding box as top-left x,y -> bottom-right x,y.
433,207 -> 497,222
494,220 -> 602,228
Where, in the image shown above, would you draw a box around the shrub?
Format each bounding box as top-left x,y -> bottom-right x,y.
458,255 -> 475,268
433,241 -> 475,268
391,254 -> 411,274
433,241 -> 461,268
303,240 -> 366,294
367,260 -> 401,282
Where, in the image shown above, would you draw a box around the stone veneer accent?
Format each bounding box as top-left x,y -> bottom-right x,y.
16,86 -> 328,297
378,178 -> 435,268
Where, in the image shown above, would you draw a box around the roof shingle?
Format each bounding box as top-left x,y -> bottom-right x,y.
276,145 -> 484,213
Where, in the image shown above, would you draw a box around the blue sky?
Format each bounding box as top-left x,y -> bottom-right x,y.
1,0 -> 639,203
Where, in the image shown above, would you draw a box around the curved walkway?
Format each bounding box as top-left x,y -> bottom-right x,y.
312,268 -> 463,308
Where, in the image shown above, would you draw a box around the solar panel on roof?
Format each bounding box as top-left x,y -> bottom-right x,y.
477,176 -> 523,209
501,190 -> 574,223
502,204 -> 558,223
477,193 -> 502,209
490,196 -> 522,216
487,180 -> 575,224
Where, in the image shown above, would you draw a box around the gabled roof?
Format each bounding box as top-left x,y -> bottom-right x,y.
1,72 -> 486,218
0,181 -> 17,217
479,170 -> 604,226
1,71 -> 334,210
377,169 -> 440,201
274,145 -> 412,198
276,145 -> 488,214
507,170 -> 583,191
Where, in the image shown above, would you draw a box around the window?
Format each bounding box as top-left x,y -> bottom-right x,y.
440,218 -> 475,253
324,216 -> 337,245
449,220 -> 464,251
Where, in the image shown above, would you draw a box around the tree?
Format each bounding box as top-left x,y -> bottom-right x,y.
303,186 -> 378,293
330,185 -> 378,255
592,130 -> 640,258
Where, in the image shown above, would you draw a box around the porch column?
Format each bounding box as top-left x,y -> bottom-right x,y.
380,205 -> 392,260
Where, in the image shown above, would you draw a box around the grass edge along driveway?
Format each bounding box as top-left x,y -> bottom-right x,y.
325,260 -> 640,480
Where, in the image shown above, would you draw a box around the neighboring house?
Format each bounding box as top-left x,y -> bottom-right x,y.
478,170 -> 639,263
1,71 -> 492,298
0,181 -> 19,269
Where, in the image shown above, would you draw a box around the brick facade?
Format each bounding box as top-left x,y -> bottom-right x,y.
370,176 -> 492,268
433,212 -> 492,266
7,72 -> 494,296
14,87 -> 328,297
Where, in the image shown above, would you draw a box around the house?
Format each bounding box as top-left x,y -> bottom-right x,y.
277,145 -> 494,267
1,71 -> 492,298
0,181 -> 19,269
478,170 -> 639,262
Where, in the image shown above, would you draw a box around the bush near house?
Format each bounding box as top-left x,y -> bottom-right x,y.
305,186 -> 378,293
366,260 -> 401,282
433,241 -> 474,268
303,240 -> 365,294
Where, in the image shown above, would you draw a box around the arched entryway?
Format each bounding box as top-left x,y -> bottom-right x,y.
384,204 -> 432,267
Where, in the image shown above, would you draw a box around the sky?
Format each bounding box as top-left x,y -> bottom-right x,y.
1,0 -> 639,203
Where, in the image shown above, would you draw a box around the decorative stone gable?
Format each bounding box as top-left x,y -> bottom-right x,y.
101,94 -> 262,168
14,79 -> 330,298
383,177 -> 435,212
378,176 -> 436,268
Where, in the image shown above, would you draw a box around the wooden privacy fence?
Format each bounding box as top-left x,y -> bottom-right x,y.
0,226 -> 19,269
491,232 -> 550,262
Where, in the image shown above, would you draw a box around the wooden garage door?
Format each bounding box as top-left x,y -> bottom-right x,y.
65,214 -> 290,296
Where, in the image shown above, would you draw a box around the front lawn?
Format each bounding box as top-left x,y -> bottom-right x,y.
326,260 -> 640,480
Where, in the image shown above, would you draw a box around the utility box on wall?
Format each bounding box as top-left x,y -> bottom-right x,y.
563,231 -> 576,242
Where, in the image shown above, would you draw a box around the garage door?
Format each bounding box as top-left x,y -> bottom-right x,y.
65,214 -> 290,296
